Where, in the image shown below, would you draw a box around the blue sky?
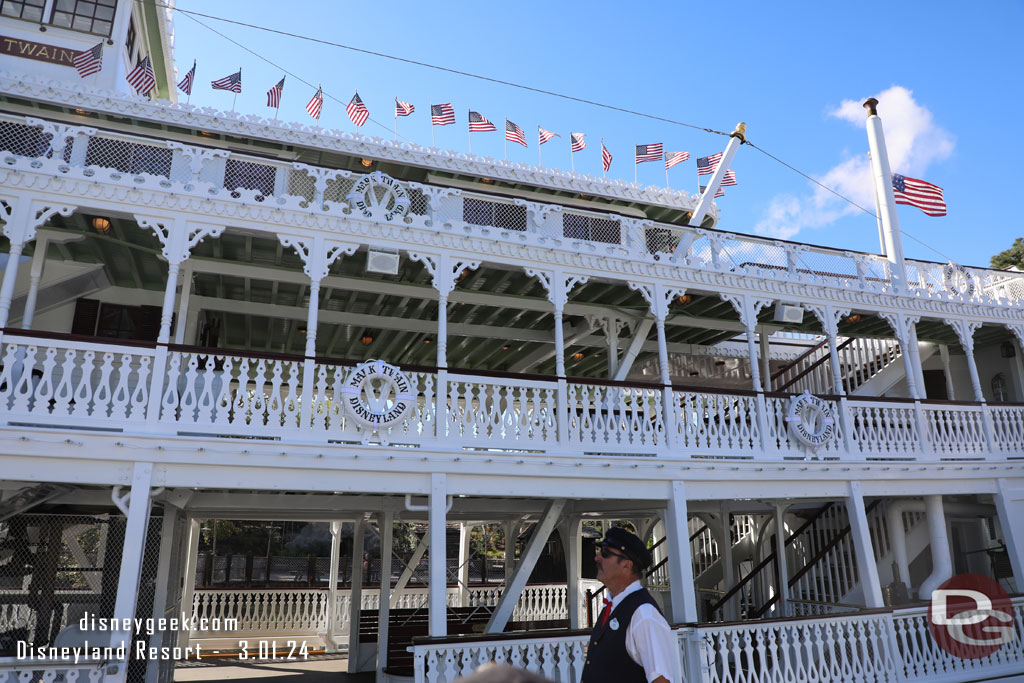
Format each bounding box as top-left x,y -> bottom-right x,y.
170,1 -> 1023,269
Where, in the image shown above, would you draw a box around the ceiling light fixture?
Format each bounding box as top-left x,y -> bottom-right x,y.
571,352 -> 585,361
361,335 -> 374,346
360,158 -> 374,168
91,217 -> 111,234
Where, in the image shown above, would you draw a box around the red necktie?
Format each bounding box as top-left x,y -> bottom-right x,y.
599,598 -> 612,627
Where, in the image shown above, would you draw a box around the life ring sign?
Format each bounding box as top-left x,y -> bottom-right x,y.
785,391 -> 837,451
942,262 -> 977,298
346,171 -> 411,222
341,360 -> 415,433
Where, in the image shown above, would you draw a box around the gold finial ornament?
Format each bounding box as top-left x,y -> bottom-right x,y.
731,122 -> 747,142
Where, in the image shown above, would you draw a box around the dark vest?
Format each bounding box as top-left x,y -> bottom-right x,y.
580,587 -> 662,683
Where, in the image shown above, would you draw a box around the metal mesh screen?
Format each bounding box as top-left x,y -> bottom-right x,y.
462,197 -> 527,231
408,188 -> 429,216
0,120 -> 51,158
85,137 -> 172,177
0,513 -> 125,655
562,213 -> 621,244
323,176 -> 356,206
223,159 -> 276,198
286,169 -> 317,207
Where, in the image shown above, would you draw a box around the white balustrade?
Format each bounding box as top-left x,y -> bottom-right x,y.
988,405 -> 1024,456
893,598 -> 1024,681
692,611 -> 898,683
0,335 -> 154,428
847,401 -> 920,456
676,391 -> 759,454
566,382 -> 664,452
411,633 -> 588,683
921,404 -> 987,458
444,374 -> 556,446
763,395 -> 844,457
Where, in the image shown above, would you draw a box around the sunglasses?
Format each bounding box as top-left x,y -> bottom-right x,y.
599,546 -> 629,561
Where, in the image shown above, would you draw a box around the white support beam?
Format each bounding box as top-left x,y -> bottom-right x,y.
614,318 -> 654,381
376,510 -> 394,673
390,530 -> 429,609
485,498 -> 567,633
326,521 -> 342,652
347,516 -> 366,672
177,518 -> 200,650
560,517 -> 582,628
108,463 -> 153,683
144,507 -> 179,683
773,505 -> 789,615
664,481 -> 698,623
457,523 -> 471,607
428,473 -> 448,637
846,481 -> 883,608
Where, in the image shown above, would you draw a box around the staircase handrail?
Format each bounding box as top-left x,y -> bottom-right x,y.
749,500 -> 882,618
775,337 -> 856,393
707,503 -> 840,617
770,337 -> 829,382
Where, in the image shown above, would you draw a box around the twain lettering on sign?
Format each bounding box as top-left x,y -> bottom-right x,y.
0,36 -> 77,66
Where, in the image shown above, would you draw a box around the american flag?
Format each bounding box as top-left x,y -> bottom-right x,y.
267,77 -> 285,108
468,111 -> 495,132
505,120 -> 527,147
73,42 -> 103,78
395,99 -> 415,117
635,143 -> 663,163
696,152 -> 722,176
176,60 -> 195,95
431,103 -> 455,125
892,174 -> 946,217
601,140 -> 613,172
211,70 -> 242,93
665,151 -> 689,170
126,56 -> 156,95
347,92 -> 369,126
570,132 -> 586,152
700,184 -> 725,198
538,127 -> 559,145
306,85 -> 323,120
720,170 -> 737,186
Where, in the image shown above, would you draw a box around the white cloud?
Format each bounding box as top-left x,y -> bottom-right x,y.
754,86 -> 955,240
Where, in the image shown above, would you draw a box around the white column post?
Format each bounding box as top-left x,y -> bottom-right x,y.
503,520 -> 517,581
457,523 -> 471,607
144,506 -> 178,683
630,283 -> 685,451
759,327 -> 772,392
919,495 -> 953,600
347,516 -> 366,672
325,521 -> 342,651
863,98 -> 907,293
108,463 -> 154,683
19,233 -> 48,330
724,295 -> 772,451
607,317 -> 621,378
376,510 -> 394,673
719,504 -> 736,620
845,481 -> 884,608
994,479 -> 1024,592
907,324 -> 927,397
177,518 -> 201,650
173,261 -> 193,344
949,319 -> 996,452
773,505 -> 789,615
664,481 -> 698,623
886,503 -> 911,593
939,344 -> 956,400
560,517 -> 582,628
428,473 -> 448,636
0,238 -> 25,331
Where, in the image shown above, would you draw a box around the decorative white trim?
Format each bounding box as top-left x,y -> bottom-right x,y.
0,72 -> 712,217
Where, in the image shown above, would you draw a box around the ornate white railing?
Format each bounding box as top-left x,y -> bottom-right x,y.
4,331 -> 1024,461
892,598 -> 1024,681
0,660 -> 106,683
3,110 -> 1024,307
411,632 -> 589,683
692,611 -> 898,683
187,583 -> 576,645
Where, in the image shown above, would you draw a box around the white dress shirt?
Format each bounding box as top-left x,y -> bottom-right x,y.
605,580 -> 680,683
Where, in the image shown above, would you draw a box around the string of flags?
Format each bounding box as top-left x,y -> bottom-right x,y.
67,46 -> 952,215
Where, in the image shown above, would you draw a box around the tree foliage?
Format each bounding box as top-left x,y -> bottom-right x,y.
991,238 -> 1024,269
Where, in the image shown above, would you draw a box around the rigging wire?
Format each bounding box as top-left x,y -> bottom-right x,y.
148,0 -> 955,263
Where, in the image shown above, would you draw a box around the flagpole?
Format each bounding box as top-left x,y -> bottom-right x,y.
503,117 -> 507,161
231,94 -> 237,112
570,147 -> 575,173
665,162 -> 670,189
394,99 -> 398,142
601,138 -> 605,179
467,109 -> 472,153
634,143 -> 638,184
537,128 -> 542,167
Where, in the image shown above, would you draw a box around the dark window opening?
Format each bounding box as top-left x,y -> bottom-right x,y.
71,299 -> 161,342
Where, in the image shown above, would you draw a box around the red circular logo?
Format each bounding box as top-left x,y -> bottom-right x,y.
928,573 -> 1014,659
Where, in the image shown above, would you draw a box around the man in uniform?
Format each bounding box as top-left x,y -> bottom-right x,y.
580,527 -> 679,683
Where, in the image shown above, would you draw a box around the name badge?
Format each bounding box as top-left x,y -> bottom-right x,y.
609,618 -> 620,631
